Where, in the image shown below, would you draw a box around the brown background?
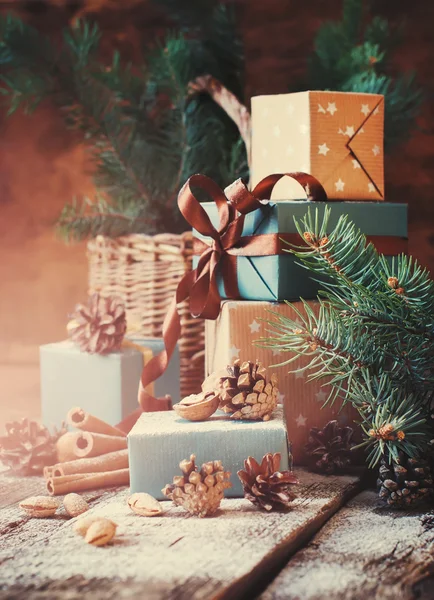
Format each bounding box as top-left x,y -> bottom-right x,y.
0,0 -> 433,424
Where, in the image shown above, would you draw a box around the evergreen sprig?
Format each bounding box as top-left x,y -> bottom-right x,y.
260,208 -> 434,467
0,5 -> 246,238
308,0 -> 423,150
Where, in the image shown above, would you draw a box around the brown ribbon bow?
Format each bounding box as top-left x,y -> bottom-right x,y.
128,172 -> 327,423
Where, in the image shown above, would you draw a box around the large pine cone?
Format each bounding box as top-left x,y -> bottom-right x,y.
216,359 -> 279,421
0,419 -> 66,475
162,454 -> 232,517
237,453 -> 298,511
377,451 -> 433,509
304,420 -> 354,475
67,293 -> 126,354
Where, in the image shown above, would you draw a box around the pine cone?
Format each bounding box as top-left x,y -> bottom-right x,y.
304,420 -> 354,475
162,454 -> 232,517
216,359 -> 279,421
0,419 -> 66,475
67,293 -> 127,354
237,453 -> 298,511
377,451 -> 433,509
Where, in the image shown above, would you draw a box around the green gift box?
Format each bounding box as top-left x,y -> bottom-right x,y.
193,200 -> 407,301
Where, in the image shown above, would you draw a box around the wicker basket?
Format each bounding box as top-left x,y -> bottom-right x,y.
87,232 -> 204,398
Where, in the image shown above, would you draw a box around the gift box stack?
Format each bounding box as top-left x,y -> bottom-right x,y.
193,90 -> 407,463
128,90 -> 408,497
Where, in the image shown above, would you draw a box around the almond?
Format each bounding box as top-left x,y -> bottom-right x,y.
127,493 -> 163,517
73,515 -> 117,537
19,496 -> 60,518
173,392 -> 219,421
63,493 -> 89,518
84,518 -> 117,547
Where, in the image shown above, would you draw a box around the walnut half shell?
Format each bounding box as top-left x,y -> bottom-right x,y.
173,392 -> 219,422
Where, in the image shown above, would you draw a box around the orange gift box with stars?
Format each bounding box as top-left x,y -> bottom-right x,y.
205,300 -> 358,464
251,90 -> 384,201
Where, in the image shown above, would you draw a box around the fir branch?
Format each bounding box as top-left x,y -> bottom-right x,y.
261,207 -> 434,466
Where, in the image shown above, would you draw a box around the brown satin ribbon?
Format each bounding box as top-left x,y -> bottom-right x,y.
129,172 -> 327,422
194,233 -> 408,257
130,171 -> 407,425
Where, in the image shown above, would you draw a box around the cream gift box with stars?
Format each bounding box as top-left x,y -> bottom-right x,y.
205,300 -> 358,463
251,90 -> 384,201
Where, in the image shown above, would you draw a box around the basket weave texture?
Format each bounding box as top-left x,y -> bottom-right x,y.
87,232 -> 204,398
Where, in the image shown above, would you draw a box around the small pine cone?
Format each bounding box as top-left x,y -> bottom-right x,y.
304,420 -> 354,475
377,451 -> 434,509
162,454 -> 232,517
216,360 -> 279,421
0,419 -> 67,476
237,453 -> 298,511
67,293 -> 127,354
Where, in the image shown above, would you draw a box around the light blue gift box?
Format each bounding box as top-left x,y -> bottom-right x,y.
194,201 -> 407,301
40,338 -> 180,428
128,407 -> 290,499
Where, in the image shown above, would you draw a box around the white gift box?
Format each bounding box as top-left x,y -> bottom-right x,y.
128,407 -> 290,499
40,338 -> 180,427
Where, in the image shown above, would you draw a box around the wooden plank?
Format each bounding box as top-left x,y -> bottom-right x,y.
0,472 -> 47,509
0,469 -> 361,599
260,489 -> 434,600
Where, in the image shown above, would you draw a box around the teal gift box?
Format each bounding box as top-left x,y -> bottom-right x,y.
128,407 -> 290,499
193,201 -> 407,301
40,338 -> 180,427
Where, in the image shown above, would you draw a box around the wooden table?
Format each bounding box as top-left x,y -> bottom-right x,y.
0,469 -> 433,600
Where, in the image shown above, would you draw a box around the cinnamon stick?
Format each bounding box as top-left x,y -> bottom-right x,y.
73,431 -> 127,459
46,468 -> 130,496
56,432 -> 82,462
43,466 -> 55,478
49,449 -> 129,477
67,407 -> 126,437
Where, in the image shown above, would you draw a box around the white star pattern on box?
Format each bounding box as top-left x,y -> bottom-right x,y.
335,178 -> 345,192
318,143 -> 330,156
229,345 -> 240,361
286,103 -> 295,115
352,159 -> 361,169
272,348 -> 281,356
273,125 -> 281,137
318,103 -> 326,114
299,124 -> 308,135
359,127 -> 364,134
248,319 -> 261,333
315,389 -> 328,403
368,182 -> 376,193
295,369 -> 305,380
327,102 -> 337,115
373,106 -> 380,115
277,392 -> 285,403
338,126 -> 355,137
295,414 -> 307,427
361,104 -> 370,116
372,145 -> 381,156
286,144 -> 294,156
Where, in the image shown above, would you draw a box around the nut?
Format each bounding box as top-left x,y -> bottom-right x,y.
173,392 -> 219,421
127,493 -> 163,517
19,496 -> 60,518
73,515 -> 117,537
84,518 -> 117,547
63,493 -> 89,518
